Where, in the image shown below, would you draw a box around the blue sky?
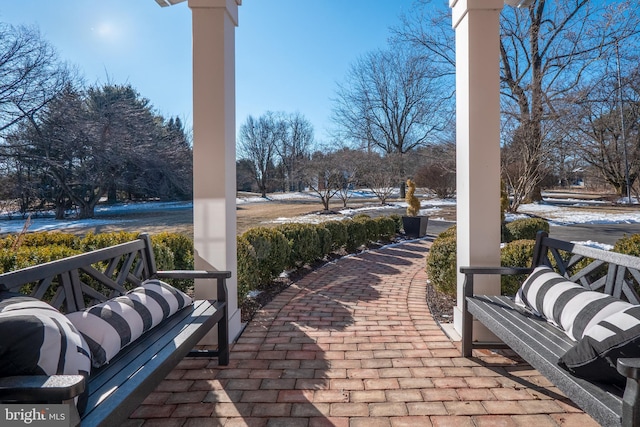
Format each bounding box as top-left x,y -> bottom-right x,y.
0,0 -> 415,143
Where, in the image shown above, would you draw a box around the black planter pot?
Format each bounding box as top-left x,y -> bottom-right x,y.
402,215 -> 429,238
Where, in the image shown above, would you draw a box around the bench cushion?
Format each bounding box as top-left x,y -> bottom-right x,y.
560,304 -> 640,385
515,266 -> 632,340
67,280 -> 192,368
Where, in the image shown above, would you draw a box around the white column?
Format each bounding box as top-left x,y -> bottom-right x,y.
451,0 -> 503,338
189,0 -> 242,342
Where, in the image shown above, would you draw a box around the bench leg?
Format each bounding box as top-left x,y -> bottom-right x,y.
623,377 -> 640,427
462,274 -> 473,357
217,308 -> 229,365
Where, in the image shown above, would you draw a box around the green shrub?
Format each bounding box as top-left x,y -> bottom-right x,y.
275,223 -> 321,268
500,239 -> 536,295
237,235 -> 259,302
241,227 -> 290,284
344,219 -> 367,252
355,216 -> 379,243
388,214 -> 402,234
426,235 -> 457,296
315,225 -> 333,258
13,232 -> 80,249
505,217 -> 549,242
439,225 -> 457,239
375,216 -> 396,241
353,213 -> 371,221
323,221 -> 347,251
151,232 -> 194,271
79,231 -> 139,251
613,234 -> 640,257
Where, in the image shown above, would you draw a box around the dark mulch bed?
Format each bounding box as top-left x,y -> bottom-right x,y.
425,283 -> 456,324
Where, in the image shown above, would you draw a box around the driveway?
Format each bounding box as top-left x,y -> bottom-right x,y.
426,219 -> 640,246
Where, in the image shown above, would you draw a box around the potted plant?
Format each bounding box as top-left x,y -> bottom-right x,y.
402,178 -> 428,237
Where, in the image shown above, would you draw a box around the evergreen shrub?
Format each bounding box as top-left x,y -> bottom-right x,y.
315,225 -> 333,258
613,234 -> 640,257
505,217 -> 549,242
241,227 -> 290,284
500,239 -> 536,295
275,223 -> 321,268
323,221 -> 347,251
375,216 -> 396,241
388,214 -> 402,234
237,235 -> 259,302
344,219 -> 367,252
426,234 -> 457,296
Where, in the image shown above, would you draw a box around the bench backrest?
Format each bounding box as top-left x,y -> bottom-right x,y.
533,231 -> 640,304
0,234 -> 158,313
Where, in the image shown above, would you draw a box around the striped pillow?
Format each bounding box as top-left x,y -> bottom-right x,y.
0,292 -> 92,413
0,293 -> 92,377
515,266 -> 632,341
559,305 -> 640,386
67,279 -> 193,368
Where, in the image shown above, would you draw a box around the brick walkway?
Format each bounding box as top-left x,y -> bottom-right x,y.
127,239 -> 599,427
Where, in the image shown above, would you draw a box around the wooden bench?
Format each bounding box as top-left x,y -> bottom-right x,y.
0,233 -> 230,427
461,231 -> 640,427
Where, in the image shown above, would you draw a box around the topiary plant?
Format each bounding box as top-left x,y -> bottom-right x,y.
406,178 -> 421,217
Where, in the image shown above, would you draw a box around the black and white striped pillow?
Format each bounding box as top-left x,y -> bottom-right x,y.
0,292 -> 92,413
559,304 -> 640,386
67,279 -> 192,368
515,266 -> 632,340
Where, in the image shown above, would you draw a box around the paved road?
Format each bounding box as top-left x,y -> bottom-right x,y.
426,219 -> 640,246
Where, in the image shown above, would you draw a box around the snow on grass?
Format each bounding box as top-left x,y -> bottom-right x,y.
518,202 -> 640,225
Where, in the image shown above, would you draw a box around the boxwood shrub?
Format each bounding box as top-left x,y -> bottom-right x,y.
237,235 -> 260,302
500,239 -> 536,296
345,219 -> 367,252
275,223 -> 321,268
323,221 -> 347,251
505,217 -> 549,242
241,227 -> 290,284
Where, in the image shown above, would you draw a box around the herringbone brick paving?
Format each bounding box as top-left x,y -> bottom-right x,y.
127,239 -> 599,427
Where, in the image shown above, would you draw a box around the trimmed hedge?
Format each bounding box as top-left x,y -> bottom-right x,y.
426,234 -> 457,296
323,221 -> 347,251
345,219 -> 367,252
275,223 -> 321,268
505,217 -> 549,242
241,227 -> 290,285
613,234 -> 640,257
237,235 -> 260,302
500,239 -> 536,295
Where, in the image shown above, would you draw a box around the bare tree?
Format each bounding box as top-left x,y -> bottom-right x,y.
395,0 -> 640,211
300,151 -> 343,212
274,112 -> 314,192
237,112 -> 284,198
359,153 -> 402,205
0,23 -> 70,135
332,47 -> 452,155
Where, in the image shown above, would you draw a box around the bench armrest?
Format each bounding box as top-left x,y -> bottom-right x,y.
155,270 -> 231,280
154,270 -> 231,303
0,375 -> 85,402
460,266 -> 533,276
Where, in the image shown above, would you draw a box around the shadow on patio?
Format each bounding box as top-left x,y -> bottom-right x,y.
125,239 -> 599,427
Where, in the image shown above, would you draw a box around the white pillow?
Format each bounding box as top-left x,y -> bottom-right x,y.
67,279 -> 192,367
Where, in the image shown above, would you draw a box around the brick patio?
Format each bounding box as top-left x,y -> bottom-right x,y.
126,239 -> 599,427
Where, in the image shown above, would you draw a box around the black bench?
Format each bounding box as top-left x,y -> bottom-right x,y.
0,233 -> 230,427
461,231 -> 640,427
